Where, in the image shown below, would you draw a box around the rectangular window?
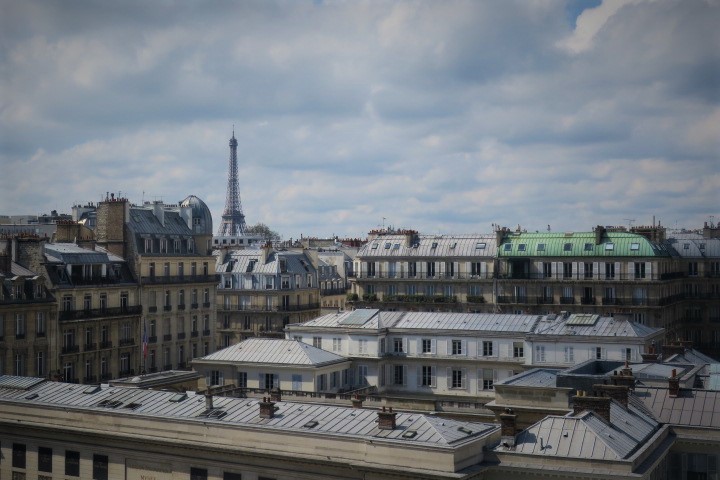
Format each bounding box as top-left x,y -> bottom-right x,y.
451,339 -> 463,355
357,339 -> 368,354
313,336 -> 322,348
451,369 -> 464,389
237,372 -> 247,388
542,262 -> 552,278
513,342 -> 524,358
563,262 -> 573,278
332,338 -> 342,352
393,338 -> 404,353
595,347 -> 604,360
191,468 -> 209,480
65,450 -> 80,477
38,446 -> 53,472
535,345 -> 546,362
224,473 -> 243,480
420,365 -> 435,387
564,346 -> 574,363
482,341 -> 494,357
634,262 -> 646,279
482,368 -> 495,390
93,454 -> 109,480
421,339 -> 434,354
604,262 -> 615,279
13,443 -> 26,469
584,262 -> 593,278
36,312 -> 46,336
393,365 -> 406,385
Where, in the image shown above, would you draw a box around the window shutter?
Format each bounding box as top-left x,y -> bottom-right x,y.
416,338 -> 422,354
593,262 -> 599,278
446,367 -> 452,389
431,366 -> 436,388
614,262 -> 621,279
462,368 -> 468,390
552,262 -> 558,278
453,262 -> 459,278
480,262 -> 487,276
578,262 -> 585,277
258,373 -> 264,388
447,340 -> 452,355
402,365 -> 408,386
416,366 -> 422,387
220,371 -> 224,386
493,369 -> 498,381
461,339 -> 467,356
403,338 -> 408,354
431,339 -> 437,354
599,262 -> 606,280
646,262 -> 652,279
273,374 -> 279,389
535,261 -> 543,277
628,262 -> 634,279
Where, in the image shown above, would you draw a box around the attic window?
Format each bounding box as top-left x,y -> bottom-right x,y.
393,243 -> 400,250
431,242 -> 438,249
450,242 -> 457,249
25,393 -> 39,400
169,393 -> 187,402
476,242 -> 486,250
504,243 -> 512,251
303,420 -> 319,429
458,426 -> 473,435
584,243 -> 593,251
247,260 -> 257,272
371,243 -> 379,250
384,242 -> 391,249
683,243 -> 690,250
402,430 -> 417,439
518,244 -> 526,252
124,402 -> 142,410
96,399 -> 123,408
537,244 -> 546,252
563,243 -> 572,252
198,408 -> 227,419
605,243 -> 614,251
630,243 -> 640,251
83,385 -> 101,394
699,243 -> 706,250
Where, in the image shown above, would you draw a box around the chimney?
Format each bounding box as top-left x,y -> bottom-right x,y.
205,392 -> 213,410
351,395 -> 364,409
260,242 -> 272,264
594,225 -> 605,245
593,384 -> 630,407
641,342 -> 660,363
259,397 -> 276,419
377,406 -> 397,430
152,201 -> 165,226
500,408 -> 517,447
572,391 -> 611,423
611,361 -> 636,389
269,388 -> 281,402
668,369 -> 680,398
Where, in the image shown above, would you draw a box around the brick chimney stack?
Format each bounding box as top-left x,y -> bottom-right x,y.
668,369 -> 680,398
269,388 -> 282,402
205,392 -> 213,410
593,384 -> 630,407
641,342 -> 661,363
500,408 -> 517,447
351,395 -> 364,409
259,397 -> 276,419
572,391 -> 611,423
377,406 -> 397,430
611,362 -> 636,389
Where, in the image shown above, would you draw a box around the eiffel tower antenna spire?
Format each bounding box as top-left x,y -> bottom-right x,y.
217,129 -> 248,236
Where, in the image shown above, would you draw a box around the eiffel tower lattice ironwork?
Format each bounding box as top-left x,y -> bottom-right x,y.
217,129 -> 248,236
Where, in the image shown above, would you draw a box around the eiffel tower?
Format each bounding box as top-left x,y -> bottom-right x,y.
217,129 -> 248,237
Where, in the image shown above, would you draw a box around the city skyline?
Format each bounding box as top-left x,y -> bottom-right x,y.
1,0 -> 718,240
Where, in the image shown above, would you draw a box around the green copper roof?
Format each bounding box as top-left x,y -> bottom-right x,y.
498,232 -> 670,258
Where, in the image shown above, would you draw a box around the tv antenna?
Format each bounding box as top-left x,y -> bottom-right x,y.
624,218 -> 636,228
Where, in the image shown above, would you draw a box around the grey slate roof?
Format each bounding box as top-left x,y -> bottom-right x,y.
128,207 -> 194,236
194,338 -> 348,367
44,243 -> 113,264
358,234 -> 498,258
10,262 -> 36,276
665,233 -> 720,258
216,250 -> 316,276
0,376 -> 498,447
633,386 -> 720,428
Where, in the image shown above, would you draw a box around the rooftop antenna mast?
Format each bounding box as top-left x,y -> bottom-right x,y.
624,218 -> 636,228
217,127 -> 249,236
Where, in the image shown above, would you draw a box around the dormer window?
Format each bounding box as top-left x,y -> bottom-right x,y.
144,238 -> 153,253
630,243 -> 640,251
504,243 -> 512,251
384,242 -> 391,249
476,242 -> 486,250
584,243 -> 593,251
563,243 -> 572,251
159,238 -> 168,253
537,243 -> 546,252
431,242 -> 438,249
518,244 -> 526,252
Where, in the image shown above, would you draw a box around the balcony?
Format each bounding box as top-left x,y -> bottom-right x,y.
84,343 -> 97,351
163,364 -> 173,371
163,305 -> 172,311
59,305 -> 142,322
15,333 -> 26,340
203,302 -> 211,308
536,297 -> 553,305
100,373 -> 112,381
141,274 -> 219,285
163,334 -> 172,342
203,330 -> 211,337
148,335 -> 157,343
467,296 -> 486,304
61,345 -> 80,354
560,297 -> 574,305
177,332 -> 186,340
149,306 -> 158,313
353,272 -> 494,280
218,303 -> 321,312
602,297 -> 620,305
84,376 -> 97,383
191,330 -> 199,338
119,338 -> 135,347
100,341 -> 113,349
178,304 -> 186,310
581,298 -> 596,305
191,303 -> 199,309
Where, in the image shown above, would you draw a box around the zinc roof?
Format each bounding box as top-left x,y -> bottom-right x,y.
0,376 -> 498,447
533,313 -> 661,339
665,234 -> 720,258
127,208 -> 193,236
386,311 -> 541,333
216,250 -> 316,276
633,386 -> 720,428
504,401 -> 659,460
498,232 -> 670,258
44,243 -> 112,264
358,234 -> 497,258
495,369 -> 561,388
194,338 -> 347,367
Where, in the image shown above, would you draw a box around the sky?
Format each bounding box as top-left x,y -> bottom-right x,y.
1,0 -> 718,241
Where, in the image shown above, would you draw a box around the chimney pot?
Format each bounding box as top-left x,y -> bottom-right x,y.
377,408 -> 397,430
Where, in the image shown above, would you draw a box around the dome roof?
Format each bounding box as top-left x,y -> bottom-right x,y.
180,195 -> 213,235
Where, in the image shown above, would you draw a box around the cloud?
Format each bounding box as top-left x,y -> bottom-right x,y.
1,0 -> 718,239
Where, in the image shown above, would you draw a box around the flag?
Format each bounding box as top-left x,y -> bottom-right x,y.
142,320 -> 148,359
